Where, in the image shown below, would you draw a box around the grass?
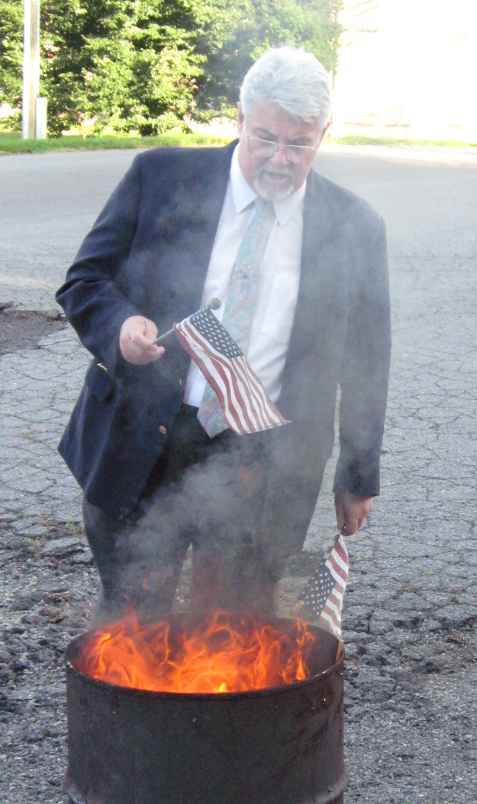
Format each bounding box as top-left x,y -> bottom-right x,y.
0,130 -> 231,154
333,134 -> 477,149
0,130 -> 475,155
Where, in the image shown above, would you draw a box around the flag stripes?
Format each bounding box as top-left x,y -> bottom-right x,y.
175,309 -> 289,435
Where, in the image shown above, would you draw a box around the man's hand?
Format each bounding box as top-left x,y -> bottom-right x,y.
335,490 -> 373,535
119,316 -> 165,365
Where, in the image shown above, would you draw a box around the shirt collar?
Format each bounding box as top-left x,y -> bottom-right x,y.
230,145 -> 306,225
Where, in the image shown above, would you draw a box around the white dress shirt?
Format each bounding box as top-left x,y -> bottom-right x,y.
184,146 -> 305,407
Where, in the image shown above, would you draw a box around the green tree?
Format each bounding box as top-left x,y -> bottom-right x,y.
41,0 -> 205,134
0,0 -> 341,134
0,0 -> 23,115
196,0 -> 342,115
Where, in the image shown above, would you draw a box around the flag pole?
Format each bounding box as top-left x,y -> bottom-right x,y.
154,298 -> 221,345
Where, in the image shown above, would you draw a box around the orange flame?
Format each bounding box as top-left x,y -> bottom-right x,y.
74,610 -> 318,694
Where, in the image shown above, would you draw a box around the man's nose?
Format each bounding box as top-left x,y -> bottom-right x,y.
269,144 -> 291,165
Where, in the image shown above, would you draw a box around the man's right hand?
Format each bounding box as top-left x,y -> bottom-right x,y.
119,316 -> 165,365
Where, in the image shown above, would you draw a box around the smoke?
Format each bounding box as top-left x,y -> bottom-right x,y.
100,418 -> 280,625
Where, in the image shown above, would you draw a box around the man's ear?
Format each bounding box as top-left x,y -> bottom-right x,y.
237,105 -> 245,133
318,119 -> 331,146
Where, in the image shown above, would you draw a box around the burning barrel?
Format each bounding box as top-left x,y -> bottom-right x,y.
65,611 -> 345,804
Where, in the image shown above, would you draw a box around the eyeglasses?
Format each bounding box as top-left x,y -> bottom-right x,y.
247,132 -> 318,162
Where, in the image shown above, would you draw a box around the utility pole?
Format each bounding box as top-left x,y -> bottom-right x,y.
22,0 -> 41,139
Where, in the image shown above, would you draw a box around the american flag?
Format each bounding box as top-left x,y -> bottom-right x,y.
300,534 -> 349,640
174,307 -> 290,435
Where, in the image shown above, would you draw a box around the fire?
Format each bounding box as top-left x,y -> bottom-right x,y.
74,610 -> 319,694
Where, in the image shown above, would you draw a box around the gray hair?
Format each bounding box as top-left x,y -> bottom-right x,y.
239,47 -> 331,129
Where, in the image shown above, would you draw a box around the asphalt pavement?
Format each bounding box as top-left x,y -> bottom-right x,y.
0,144 -> 476,802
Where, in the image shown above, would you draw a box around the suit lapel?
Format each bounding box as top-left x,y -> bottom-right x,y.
169,142 -> 235,317
188,143 -> 236,307
145,142 -> 235,324
282,173 -> 334,368
279,171 -> 346,413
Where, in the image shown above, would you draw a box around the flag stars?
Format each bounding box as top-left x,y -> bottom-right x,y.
191,310 -> 242,359
300,535 -> 349,640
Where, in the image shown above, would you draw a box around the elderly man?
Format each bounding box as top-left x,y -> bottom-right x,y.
57,47 -> 390,619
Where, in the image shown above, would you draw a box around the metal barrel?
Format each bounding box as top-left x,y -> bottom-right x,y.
65,619 -> 345,804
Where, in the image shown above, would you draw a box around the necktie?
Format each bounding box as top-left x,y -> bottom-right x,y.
197,198 -> 275,437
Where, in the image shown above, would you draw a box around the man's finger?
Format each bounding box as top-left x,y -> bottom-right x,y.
121,336 -> 165,364
132,343 -> 164,359
142,320 -> 158,339
130,330 -> 154,347
336,505 -> 345,533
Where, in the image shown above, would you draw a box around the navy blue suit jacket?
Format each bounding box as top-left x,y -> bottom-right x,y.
57,142 -> 390,547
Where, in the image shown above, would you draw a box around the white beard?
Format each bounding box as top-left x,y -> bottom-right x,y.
254,168 -> 295,201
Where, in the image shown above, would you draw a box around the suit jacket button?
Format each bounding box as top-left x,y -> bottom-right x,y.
159,425 -> 168,435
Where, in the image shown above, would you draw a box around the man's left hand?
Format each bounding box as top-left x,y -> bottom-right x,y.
335,490 -> 373,535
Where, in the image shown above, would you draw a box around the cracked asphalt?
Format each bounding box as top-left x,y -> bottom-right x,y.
0,146 -> 476,802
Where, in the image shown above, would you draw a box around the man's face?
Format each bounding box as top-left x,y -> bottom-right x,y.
237,100 -> 324,201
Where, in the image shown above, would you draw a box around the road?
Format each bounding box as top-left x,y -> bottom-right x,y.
0,145 -> 476,802
1,144 -> 476,310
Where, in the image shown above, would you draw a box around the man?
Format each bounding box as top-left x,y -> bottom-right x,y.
56,47 -> 390,620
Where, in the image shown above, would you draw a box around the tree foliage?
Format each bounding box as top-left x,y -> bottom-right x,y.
0,1 -> 23,106
196,0 -> 342,114
40,0 -> 206,134
0,0 -> 341,135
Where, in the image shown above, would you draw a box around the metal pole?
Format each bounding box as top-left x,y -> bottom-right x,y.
36,96 -> 48,138
22,0 -> 41,139
154,298 -> 221,345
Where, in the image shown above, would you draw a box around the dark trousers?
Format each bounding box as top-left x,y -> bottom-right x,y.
83,405 -> 281,622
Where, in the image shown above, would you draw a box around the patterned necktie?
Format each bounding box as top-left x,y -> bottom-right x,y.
197,197 -> 275,437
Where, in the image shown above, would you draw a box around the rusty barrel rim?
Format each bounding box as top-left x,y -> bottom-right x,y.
66,618 -> 343,702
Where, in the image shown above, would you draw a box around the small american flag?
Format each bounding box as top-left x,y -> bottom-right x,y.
175,307 -> 290,435
300,534 -> 349,640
